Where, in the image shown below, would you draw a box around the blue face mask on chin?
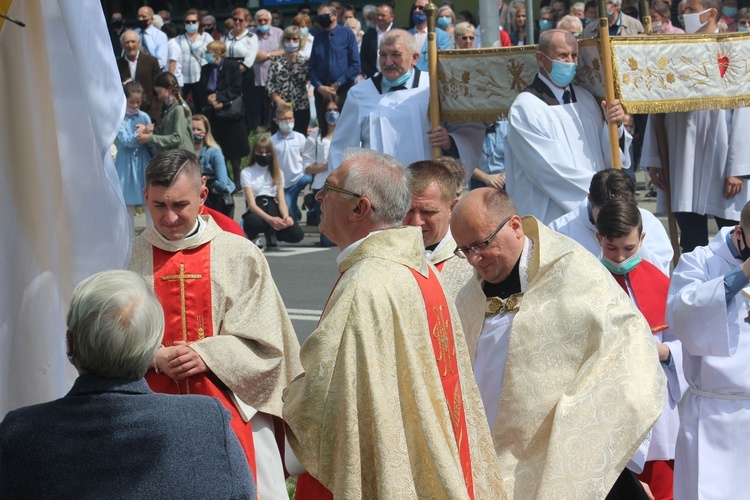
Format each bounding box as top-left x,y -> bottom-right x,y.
601,252 -> 642,275
542,52 -> 577,87
382,70 -> 412,88
539,19 -> 553,31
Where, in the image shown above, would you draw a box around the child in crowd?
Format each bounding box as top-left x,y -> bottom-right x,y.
240,135 -> 304,249
596,197 -> 686,500
136,72 -> 193,153
191,114 -> 235,218
115,81 -> 152,224
270,104 -> 310,222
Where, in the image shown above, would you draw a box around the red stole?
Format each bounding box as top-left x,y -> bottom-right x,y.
410,266 -> 474,499
146,244 -> 257,482
612,259 -> 669,334
199,205 -> 244,236
435,259 -> 447,272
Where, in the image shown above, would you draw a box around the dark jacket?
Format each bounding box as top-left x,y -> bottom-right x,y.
196,58 -> 243,115
117,52 -> 162,124
359,25 -> 397,79
0,376 -> 255,499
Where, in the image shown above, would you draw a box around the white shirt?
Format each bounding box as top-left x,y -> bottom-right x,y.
137,25 -> 169,71
240,164 -> 282,198
126,54 -> 138,81
412,25 -> 427,57
167,38 -> 183,87
222,29 -> 259,70
270,131 -> 307,188
179,32 -> 213,84
375,22 -> 394,72
302,131 -> 331,190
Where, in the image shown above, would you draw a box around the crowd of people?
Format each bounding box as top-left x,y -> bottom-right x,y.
2,1 -> 750,499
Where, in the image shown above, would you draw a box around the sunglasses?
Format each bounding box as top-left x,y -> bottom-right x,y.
460,35 -> 475,41
233,17 -> 245,22
185,20 -> 198,24
414,5 -> 425,11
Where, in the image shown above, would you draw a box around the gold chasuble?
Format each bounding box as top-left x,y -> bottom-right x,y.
428,234 -> 474,302
284,227 -> 503,499
130,216 -> 303,469
456,217 -> 666,499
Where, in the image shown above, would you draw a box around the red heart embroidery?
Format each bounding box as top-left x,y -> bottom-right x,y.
718,53 -> 729,78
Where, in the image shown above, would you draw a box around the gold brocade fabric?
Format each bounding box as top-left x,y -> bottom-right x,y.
283,227 -> 504,499
429,235 -> 475,302
129,216 -> 303,418
456,217 -> 666,499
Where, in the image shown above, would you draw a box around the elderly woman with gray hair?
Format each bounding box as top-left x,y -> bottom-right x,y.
267,25 -> 310,135
453,22 -> 476,49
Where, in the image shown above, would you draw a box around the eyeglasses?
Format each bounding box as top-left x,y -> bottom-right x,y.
233,17 -> 245,22
454,216 -> 511,259
460,35 -> 475,41
185,19 -> 198,24
414,5 -> 425,11
322,181 -> 362,198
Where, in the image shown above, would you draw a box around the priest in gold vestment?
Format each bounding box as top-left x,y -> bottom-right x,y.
452,188 -> 666,499
403,160 -> 474,302
129,150 -> 302,499
283,149 -> 503,499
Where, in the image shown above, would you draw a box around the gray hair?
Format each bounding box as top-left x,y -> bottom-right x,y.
255,9 -> 271,20
437,5 -> 457,24
67,270 -> 164,379
571,2 -> 586,13
381,29 -> 417,58
341,148 -> 412,225
557,15 -> 583,31
120,29 -> 139,46
540,6 -> 555,17
538,29 -> 577,54
454,21 -> 475,37
202,15 -> 217,24
363,4 -> 377,22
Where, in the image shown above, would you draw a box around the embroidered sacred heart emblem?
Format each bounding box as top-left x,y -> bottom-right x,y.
718,53 -> 729,78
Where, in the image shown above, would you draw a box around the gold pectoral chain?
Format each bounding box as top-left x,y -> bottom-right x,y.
485,293 -> 523,318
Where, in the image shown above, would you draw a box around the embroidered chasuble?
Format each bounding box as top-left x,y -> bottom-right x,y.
130,215 -> 303,486
456,217 -> 665,499
284,227 -> 503,499
426,232 -> 474,302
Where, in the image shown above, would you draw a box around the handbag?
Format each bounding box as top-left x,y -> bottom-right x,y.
204,96 -> 244,120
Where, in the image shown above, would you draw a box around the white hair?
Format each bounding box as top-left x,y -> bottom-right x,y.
571,2 -> 585,13
152,14 -> 164,29
255,9 -> 271,20
67,270 -> 164,380
120,29 -> 138,46
454,21 -> 475,37
363,4 -> 377,21
341,148 -> 412,225
381,29 -> 417,58
557,15 -> 583,31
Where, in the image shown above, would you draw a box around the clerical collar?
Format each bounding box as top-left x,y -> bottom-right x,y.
538,73 -> 571,104
153,216 -> 207,250
336,229 -> 387,265
425,228 -> 453,259
482,237 -> 532,299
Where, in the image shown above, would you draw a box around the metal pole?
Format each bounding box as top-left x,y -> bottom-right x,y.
525,0 -> 534,45
480,0 -> 500,47
425,1 -> 442,158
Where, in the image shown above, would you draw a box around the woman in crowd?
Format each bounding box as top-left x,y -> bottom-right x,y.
197,40 -> 249,190
292,13 -> 315,58
222,7 -> 258,135
345,18 -> 364,50
241,135 -> 304,249
192,113 -> 235,218
161,23 -> 183,92
137,72 -> 192,153
454,22 -> 477,50
179,9 -> 214,108
650,1 -> 685,34
267,26 -> 310,136
437,5 -> 457,46
510,6 -> 539,45
116,82 -> 152,224
302,95 -> 339,247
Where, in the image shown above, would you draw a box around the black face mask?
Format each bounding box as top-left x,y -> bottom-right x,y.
112,18 -> 124,28
256,154 -> 271,167
138,19 -> 149,31
204,27 -> 214,34
738,228 -> 750,261
318,14 -> 334,28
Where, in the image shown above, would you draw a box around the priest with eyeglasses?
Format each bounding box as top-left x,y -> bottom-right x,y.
452,188 -> 666,499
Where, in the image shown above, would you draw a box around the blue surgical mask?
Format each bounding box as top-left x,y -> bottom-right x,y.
740,26 -> 750,31
205,53 -> 215,64
723,6 -> 738,18
300,27 -> 309,36
583,17 -> 594,27
257,24 -> 270,34
382,70 -> 412,89
185,23 -> 199,34
601,253 -> 641,274
539,19 -> 553,31
365,21 -> 372,29
437,16 -> 452,29
543,52 -> 577,87
325,110 -> 340,125
412,11 -> 427,26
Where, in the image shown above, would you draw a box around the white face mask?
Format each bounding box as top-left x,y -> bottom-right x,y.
651,21 -> 663,31
683,8 -> 712,34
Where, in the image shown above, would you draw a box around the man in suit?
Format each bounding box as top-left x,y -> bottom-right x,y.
117,30 -> 162,124
409,0 -> 450,72
0,270 -> 255,499
360,3 -> 396,79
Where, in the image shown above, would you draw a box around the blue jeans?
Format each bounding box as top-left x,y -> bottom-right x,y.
284,174 -> 313,222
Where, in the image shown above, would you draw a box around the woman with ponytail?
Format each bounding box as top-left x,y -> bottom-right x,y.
136,72 -> 193,153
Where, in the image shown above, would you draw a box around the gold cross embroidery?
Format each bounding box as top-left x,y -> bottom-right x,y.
432,305 -> 455,376
161,263 -> 202,342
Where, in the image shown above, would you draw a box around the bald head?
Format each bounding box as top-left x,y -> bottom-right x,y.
453,188 -> 518,227
538,29 -> 577,55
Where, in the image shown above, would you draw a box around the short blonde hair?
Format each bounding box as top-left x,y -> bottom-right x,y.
207,40 -> 226,55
